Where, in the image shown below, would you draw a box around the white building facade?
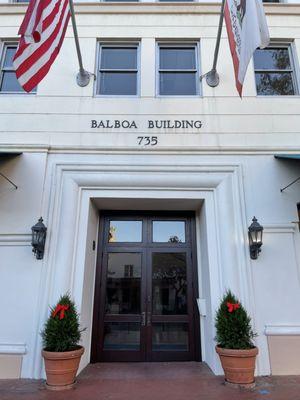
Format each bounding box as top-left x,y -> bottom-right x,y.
0,0 -> 300,380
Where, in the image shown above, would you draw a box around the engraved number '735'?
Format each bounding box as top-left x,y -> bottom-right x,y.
137,136 -> 158,146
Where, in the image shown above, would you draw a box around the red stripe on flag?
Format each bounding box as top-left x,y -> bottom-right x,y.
22,14 -> 69,92
224,0 -> 242,97
15,1 -> 69,77
14,38 -> 30,60
18,0 -> 39,36
42,0 -> 62,32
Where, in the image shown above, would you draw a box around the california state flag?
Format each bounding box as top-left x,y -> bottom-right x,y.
224,0 -> 270,96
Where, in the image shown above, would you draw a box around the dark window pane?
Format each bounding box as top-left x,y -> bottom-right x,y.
153,221 -> 185,243
3,47 -> 16,68
109,221 -> 142,242
101,47 -> 137,69
152,252 -> 187,315
160,48 -> 196,70
99,72 -> 137,95
255,72 -> 295,95
106,253 -> 141,314
1,71 -> 23,92
160,72 -> 196,95
152,323 -> 189,351
103,322 -> 140,350
254,48 -> 291,70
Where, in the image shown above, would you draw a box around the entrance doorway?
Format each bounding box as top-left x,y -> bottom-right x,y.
91,211 -> 200,362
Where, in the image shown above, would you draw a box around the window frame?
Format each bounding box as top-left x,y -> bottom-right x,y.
0,41 -> 36,95
95,41 -> 141,98
156,41 -> 201,97
253,41 -> 299,97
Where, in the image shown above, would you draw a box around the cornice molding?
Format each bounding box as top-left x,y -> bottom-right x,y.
0,343 -> 27,355
0,2 -> 300,16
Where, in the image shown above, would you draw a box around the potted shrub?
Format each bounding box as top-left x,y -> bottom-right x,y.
215,290 -> 258,387
41,293 -> 84,390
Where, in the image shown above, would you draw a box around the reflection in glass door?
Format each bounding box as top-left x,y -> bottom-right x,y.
91,212 -> 200,362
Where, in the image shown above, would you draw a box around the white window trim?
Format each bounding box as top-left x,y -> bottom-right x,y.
94,40 -> 141,98
156,41 -> 202,98
0,40 -> 37,95
254,41 -> 300,97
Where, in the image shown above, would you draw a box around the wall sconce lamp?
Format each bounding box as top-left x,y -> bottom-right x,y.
31,217 -> 47,260
248,217 -> 263,260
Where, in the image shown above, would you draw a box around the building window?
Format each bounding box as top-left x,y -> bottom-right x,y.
0,43 -> 35,93
157,43 -> 199,96
97,43 -> 139,96
253,44 -> 298,96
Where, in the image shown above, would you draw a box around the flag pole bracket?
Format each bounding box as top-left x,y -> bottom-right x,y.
205,69 -> 220,87
76,70 -> 91,87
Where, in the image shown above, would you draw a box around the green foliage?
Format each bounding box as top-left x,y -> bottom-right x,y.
41,293 -> 83,352
215,290 -> 256,350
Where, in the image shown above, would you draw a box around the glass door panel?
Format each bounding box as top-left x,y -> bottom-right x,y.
103,322 -> 140,350
149,249 -> 192,361
100,250 -> 146,361
106,252 -> 141,314
152,323 -> 189,351
152,252 -> 187,315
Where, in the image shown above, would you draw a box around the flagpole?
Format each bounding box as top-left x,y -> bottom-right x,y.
205,0 -> 226,87
68,0 -> 91,87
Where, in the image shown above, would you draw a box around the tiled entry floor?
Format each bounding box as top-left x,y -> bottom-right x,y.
1,362 -> 300,400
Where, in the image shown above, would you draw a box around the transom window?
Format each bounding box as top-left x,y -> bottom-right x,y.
97,43 -> 139,96
158,43 -> 199,96
0,43 -> 36,93
253,44 -> 298,96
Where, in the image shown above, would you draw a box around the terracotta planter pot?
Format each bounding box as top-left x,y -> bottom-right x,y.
42,346 -> 84,390
216,346 -> 258,386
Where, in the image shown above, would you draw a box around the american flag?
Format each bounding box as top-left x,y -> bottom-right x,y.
13,0 -> 70,93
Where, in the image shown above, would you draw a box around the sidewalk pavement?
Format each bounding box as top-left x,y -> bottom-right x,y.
1,362 -> 300,400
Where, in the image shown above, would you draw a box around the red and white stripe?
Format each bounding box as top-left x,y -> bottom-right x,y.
13,0 -> 70,92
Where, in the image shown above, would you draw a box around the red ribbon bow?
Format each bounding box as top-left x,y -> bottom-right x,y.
52,304 -> 69,320
226,302 -> 240,313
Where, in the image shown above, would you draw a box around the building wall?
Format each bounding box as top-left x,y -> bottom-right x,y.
0,3 -> 300,378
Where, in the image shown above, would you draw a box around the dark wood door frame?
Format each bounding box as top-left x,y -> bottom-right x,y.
91,210 -> 201,363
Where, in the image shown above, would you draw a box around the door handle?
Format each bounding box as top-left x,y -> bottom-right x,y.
141,312 -> 146,326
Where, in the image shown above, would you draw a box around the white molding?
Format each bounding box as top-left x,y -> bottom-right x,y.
1,3 -> 299,16
0,233 -> 31,246
265,325 -> 300,336
27,157 -> 267,377
0,343 -> 26,355
1,144 -> 300,155
264,224 -> 296,233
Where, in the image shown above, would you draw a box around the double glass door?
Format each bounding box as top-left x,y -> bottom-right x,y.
91,212 -> 200,362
